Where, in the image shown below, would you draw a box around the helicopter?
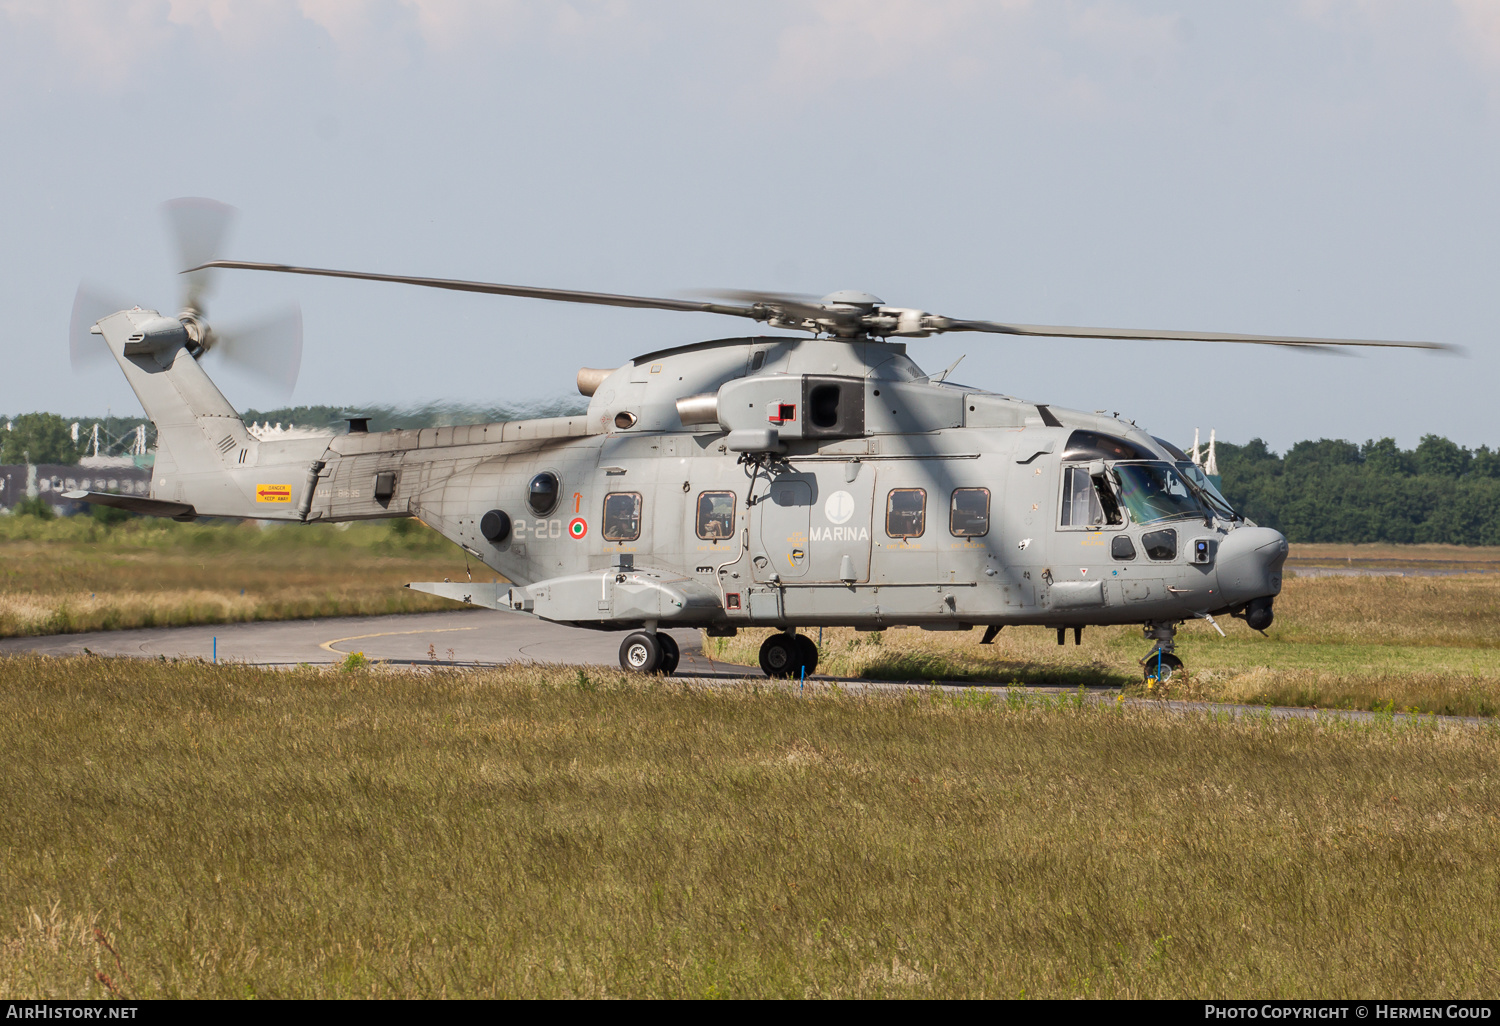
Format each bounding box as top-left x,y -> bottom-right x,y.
67,200 -> 1452,682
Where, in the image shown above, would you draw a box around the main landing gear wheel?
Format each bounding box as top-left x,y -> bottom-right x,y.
759,633 -> 816,679
1142,652 -> 1184,684
657,633 -> 681,675
620,631 -> 661,674
794,634 -> 818,676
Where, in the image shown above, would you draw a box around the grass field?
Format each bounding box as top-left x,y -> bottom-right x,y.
1,657 -> 1497,999
0,516 -> 477,638
707,572 -> 1500,717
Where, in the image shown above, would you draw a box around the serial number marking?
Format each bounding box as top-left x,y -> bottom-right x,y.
511,518 -> 566,540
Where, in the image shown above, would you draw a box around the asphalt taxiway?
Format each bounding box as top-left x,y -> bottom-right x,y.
2,609 -> 1489,728
0,608 -> 729,673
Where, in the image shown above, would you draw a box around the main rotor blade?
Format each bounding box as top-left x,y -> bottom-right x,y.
163,198 -> 235,313
69,282 -> 132,372
938,318 -> 1458,353
704,289 -> 861,327
186,259 -> 1458,353
207,304 -> 303,397
189,261 -> 765,320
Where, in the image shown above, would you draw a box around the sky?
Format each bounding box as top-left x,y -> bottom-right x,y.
2,0 -> 1498,452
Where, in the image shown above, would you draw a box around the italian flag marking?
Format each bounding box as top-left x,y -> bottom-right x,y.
568,518 -> 588,539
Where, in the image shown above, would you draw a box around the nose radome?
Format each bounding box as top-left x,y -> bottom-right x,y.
1214,526 -> 1288,605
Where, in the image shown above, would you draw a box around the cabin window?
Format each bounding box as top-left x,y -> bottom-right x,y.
603,492 -> 642,542
696,491 -> 736,540
1142,528 -> 1177,561
885,488 -> 927,539
527,471 -> 560,516
1060,467 -> 1107,527
1111,535 -> 1136,560
949,487 -> 990,537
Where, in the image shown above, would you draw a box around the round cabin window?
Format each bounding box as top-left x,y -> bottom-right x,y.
527,472 -> 560,517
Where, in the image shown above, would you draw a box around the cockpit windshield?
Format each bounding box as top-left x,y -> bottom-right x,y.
1109,462 -> 1210,525
1176,462 -> 1238,520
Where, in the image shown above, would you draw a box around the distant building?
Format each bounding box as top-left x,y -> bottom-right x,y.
0,457 -> 152,514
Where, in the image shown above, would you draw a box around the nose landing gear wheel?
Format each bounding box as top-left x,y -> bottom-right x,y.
657,632 -> 681,675
1142,652 -> 1184,684
620,631 -> 662,673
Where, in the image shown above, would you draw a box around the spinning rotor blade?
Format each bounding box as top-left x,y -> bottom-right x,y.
163,198 -> 235,313
69,282 -> 132,372
206,304 -> 303,397
190,259 -> 1454,353
189,261 -> 764,320
935,318 -> 1458,353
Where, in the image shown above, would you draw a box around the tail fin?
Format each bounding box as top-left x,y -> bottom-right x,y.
95,308 -> 330,519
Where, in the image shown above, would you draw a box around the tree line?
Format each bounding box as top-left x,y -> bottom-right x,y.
1215,436 -> 1500,545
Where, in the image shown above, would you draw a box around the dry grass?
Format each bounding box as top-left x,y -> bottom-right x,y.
707,575 -> 1500,717
1,657 -> 1497,999
1288,542 -> 1500,569
0,517 -> 477,637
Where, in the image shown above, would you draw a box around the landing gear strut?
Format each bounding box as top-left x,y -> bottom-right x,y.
1140,622 -> 1184,684
759,630 -> 818,679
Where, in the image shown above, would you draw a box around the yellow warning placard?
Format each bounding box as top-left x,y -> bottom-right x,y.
256,484 -> 293,503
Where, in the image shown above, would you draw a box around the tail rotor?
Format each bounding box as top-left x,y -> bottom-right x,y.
69,198 -> 305,398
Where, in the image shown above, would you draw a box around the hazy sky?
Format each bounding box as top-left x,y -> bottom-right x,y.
3,1 -> 1498,451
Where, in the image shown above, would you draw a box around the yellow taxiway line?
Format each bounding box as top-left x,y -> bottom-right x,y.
319,626 -> 479,655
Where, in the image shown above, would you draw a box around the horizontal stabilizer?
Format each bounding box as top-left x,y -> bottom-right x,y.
62,490 -> 196,520
406,581 -> 508,610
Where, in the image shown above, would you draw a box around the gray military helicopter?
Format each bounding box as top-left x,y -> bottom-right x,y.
69,200 -> 1451,681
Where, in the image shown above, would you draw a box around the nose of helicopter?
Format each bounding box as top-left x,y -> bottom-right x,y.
1214,526 -> 1288,627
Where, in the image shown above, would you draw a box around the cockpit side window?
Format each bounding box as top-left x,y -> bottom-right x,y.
1060,468 -> 1123,527
1060,467 -> 1105,527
